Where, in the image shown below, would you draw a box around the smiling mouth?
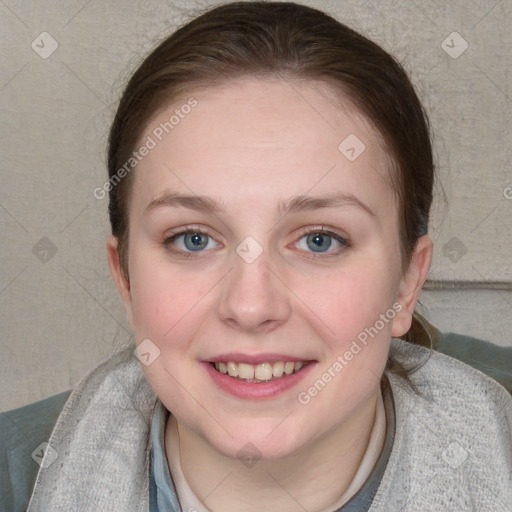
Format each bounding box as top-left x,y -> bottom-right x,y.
210,360 -> 311,383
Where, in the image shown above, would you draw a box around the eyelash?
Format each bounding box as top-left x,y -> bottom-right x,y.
163,225 -> 351,259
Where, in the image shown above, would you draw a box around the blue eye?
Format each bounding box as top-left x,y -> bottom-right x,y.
182,232 -> 209,251
296,230 -> 349,254
165,231 -> 216,253
306,233 -> 332,252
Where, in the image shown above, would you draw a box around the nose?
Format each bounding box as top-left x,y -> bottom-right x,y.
217,247 -> 292,333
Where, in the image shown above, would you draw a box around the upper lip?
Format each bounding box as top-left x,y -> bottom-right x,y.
206,353 -> 315,364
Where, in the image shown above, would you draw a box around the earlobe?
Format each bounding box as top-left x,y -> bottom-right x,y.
106,235 -> 134,329
391,235 -> 433,337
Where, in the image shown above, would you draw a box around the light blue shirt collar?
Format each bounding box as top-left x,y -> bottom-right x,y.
149,401 -> 181,512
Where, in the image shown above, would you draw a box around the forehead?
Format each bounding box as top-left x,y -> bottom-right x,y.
131,76 -> 396,218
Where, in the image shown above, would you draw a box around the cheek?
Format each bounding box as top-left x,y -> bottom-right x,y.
130,272 -> 211,342
300,264 -> 398,402
290,271 -> 395,439
126,254 -> 218,422
127,243 -> 213,343
304,260 -> 399,343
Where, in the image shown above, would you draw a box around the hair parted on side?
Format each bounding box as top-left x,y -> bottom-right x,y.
107,1 -> 435,382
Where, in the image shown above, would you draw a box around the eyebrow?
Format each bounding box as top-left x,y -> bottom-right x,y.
144,191 -> 375,217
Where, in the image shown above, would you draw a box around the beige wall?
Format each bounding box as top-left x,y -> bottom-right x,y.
1,0 -> 511,410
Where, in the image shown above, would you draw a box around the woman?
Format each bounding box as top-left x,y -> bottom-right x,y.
2,2 -> 511,511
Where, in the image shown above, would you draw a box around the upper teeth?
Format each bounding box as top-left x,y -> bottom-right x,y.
214,361 -> 305,381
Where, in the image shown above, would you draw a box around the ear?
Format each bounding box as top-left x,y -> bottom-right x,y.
106,235 -> 134,330
391,235 -> 433,337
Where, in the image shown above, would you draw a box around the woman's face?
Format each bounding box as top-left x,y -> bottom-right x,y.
108,77 -> 430,459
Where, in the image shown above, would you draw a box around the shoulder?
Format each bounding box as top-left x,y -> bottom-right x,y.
379,339 -> 512,510
435,330 -> 512,393
389,336 -> 512,416
0,390 -> 71,512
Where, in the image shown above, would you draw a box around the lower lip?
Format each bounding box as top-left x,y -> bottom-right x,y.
202,361 -> 316,400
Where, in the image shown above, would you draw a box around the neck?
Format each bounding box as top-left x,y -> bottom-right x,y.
165,390 -> 381,512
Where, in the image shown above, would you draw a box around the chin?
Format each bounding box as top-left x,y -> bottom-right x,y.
205,420 -> 309,462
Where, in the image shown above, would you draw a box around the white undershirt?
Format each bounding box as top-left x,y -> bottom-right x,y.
165,386 -> 386,512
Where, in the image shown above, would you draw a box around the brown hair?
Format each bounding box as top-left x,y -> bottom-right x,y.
107,1 -> 435,374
